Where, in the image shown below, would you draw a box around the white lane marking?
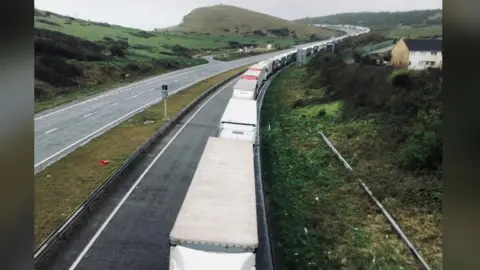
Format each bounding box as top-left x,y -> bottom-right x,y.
35,83 -> 151,120
34,75 -> 216,170
83,113 -> 94,118
44,128 -> 57,135
110,103 -> 119,107
68,77 -> 238,270
33,66 -> 214,121
174,80 -> 178,82
149,88 -> 154,92
131,94 -> 139,99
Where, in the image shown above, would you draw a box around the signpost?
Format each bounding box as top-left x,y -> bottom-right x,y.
162,84 -> 168,120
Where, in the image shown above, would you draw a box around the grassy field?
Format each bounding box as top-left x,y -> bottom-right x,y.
35,10 -> 210,112
35,7 -> 323,112
261,59 -> 442,268
35,9 -> 302,54
295,9 -> 442,30
34,65 -> 248,248
388,25 -> 442,38
171,5 -> 342,39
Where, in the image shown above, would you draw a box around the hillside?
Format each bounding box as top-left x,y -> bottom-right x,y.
34,9 -> 210,112
296,9 -> 442,29
170,5 -> 342,40
261,45 -> 442,268
34,7 -> 317,112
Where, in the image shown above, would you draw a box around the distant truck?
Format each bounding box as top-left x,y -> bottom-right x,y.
232,78 -> 258,100
218,98 -> 258,144
169,136 -> 258,270
257,60 -> 273,79
241,69 -> 264,86
247,63 -> 268,83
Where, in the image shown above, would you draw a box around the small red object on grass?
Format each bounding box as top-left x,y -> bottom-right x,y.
99,160 -> 110,166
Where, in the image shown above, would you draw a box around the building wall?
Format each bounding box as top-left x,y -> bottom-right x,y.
408,51 -> 442,70
391,39 -> 410,68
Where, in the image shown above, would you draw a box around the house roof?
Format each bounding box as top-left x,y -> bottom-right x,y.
404,39 -> 442,52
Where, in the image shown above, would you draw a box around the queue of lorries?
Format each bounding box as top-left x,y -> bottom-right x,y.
168,27 -> 369,270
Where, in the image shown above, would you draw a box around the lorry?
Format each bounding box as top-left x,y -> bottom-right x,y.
286,50 -> 297,64
232,77 -> 258,100
241,69 -> 264,87
279,54 -> 287,67
297,49 -> 307,63
271,58 -> 281,73
247,63 -> 268,83
169,136 -> 258,270
257,60 -> 273,79
218,98 -> 258,144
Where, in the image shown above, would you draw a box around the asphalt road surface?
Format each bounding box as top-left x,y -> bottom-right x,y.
39,77 -> 250,270
35,29 -> 362,269
34,47 -> 304,174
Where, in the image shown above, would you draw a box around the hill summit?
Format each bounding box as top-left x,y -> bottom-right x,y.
172,5 -> 341,40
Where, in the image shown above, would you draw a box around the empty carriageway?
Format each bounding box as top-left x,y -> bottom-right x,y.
40,76 -> 243,270
34,49 -> 293,174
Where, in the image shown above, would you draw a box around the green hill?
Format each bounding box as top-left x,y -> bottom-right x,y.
295,9 -> 442,29
34,9 -> 213,112
296,9 -> 442,39
35,6 -> 333,112
170,5 -> 342,40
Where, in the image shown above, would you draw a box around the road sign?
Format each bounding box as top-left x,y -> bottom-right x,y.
161,84 -> 168,99
162,84 -> 168,120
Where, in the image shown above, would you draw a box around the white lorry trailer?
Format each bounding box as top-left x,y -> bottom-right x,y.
218,99 -> 257,144
232,78 -> 258,100
241,69 -> 264,86
247,64 -> 267,83
257,60 -> 273,79
169,137 -> 258,270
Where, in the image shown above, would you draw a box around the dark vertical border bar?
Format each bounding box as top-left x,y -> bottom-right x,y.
443,0 -> 480,269
0,0 -> 34,270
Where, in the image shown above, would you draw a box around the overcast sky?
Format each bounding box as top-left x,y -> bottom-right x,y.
34,0 -> 442,30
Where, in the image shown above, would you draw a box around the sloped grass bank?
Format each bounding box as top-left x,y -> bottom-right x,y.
261,66 -> 441,269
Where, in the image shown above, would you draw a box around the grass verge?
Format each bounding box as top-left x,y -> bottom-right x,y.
261,67 -> 441,269
388,25 -> 442,38
34,65 -> 249,248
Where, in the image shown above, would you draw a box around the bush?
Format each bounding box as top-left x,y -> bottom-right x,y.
317,109 -> 326,118
398,112 -> 442,171
36,19 -> 62,27
35,28 -> 109,61
109,45 -> 126,57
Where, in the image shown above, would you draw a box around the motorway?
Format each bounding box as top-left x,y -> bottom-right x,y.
35,28 -> 364,269
34,48 -> 301,174
39,77 -> 250,270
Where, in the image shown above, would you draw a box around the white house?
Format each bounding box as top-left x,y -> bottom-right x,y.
391,38 -> 442,70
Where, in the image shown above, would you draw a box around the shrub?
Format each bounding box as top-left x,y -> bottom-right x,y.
388,68 -> 414,89
109,45 -> 126,57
